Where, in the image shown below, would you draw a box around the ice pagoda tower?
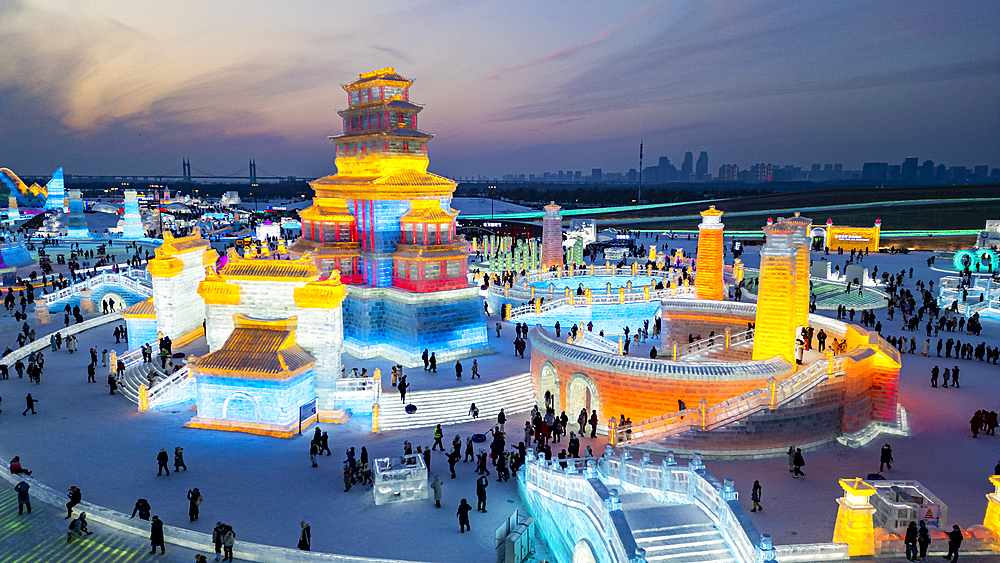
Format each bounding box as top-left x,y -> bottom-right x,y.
122,190 -> 145,239
65,190 -> 90,239
290,68 -> 493,367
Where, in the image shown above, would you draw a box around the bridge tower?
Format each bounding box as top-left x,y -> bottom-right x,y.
249,159 -> 257,184
182,159 -> 192,183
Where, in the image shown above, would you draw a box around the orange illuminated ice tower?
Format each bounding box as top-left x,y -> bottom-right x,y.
752,223 -> 798,363
541,202 -> 563,269
694,206 -> 725,300
784,213 -> 813,330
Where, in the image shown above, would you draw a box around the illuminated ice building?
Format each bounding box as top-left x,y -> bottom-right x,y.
290,68 -> 493,366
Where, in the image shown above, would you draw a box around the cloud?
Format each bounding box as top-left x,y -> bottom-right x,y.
487,2 -> 661,80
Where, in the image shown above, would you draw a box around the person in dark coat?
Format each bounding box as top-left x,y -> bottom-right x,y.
187,488 -> 201,522
297,521 -> 311,551
21,393 -> 37,415
945,525 -> 962,562
108,374 -> 118,395
429,353 -> 437,373
157,449 -> 170,476
476,475 -> 489,512
174,446 -> 187,471
455,360 -> 462,381
750,480 -> 762,512
149,515 -> 165,554
14,481 -> 31,515
131,498 -> 151,520
792,448 -> 805,477
422,349 -> 429,371
879,444 -> 893,471
398,377 -> 408,403
66,486 -> 81,518
457,498 -> 472,533
917,520 -> 931,560
903,521 -> 917,561
448,448 -> 460,479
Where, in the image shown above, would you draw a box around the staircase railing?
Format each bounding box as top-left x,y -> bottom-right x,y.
614,357 -> 848,445
46,271 -> 153,306
144,366 -> 195,410
0,313 -> 123,368
674,329 -> 753,359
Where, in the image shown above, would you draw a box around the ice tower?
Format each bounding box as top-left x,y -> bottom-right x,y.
694,206 -> 724,300
541,202 -> 564,269
752,223 -> 799,363
784,213 -> 813,330
44,168 -> 65,211
290,68 -> 493,367
65,190 -> 90,239
147,229 -> 217,343
122,190 -> 145,239
6,196 -> 20,220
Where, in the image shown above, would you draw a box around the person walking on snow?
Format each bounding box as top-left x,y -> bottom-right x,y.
455,360 -> 462,381
750,480 -> 762,512
476,474 -> 489,512
433,425 -> 445,451
429,353 -> 437,372
174,446 -> 187,471
212,522 -> 226,561
792,448 -> 805,477
157,449 -> 170,476
14,481 -> 31,515
457,499 -> 472,533
221,525 -> 236,562
149,515 -> 165,555
431,475 -> 443,508
21,393 -> 37,415
187,488 -> 201,522
297,521 -> 311,551
879,444 -> 893,471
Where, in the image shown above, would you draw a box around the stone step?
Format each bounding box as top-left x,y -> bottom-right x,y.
377,373 -> 535,431
642,549 -> 736,563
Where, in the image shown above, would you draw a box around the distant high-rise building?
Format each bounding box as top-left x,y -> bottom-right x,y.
862,162 -> 888,182
901,157 -> 918,181
990,168 -> 1000,182
951,166 -> 966,182
824,164 -> 833,173
749,163 -> 773,182
811,164 -> 821,176
574,171 -> 581,181
920,160 -> 934,181
834,163 -> 843,172
695,151 -> 709,180
718,164 -> 738,182
627,169 -> 637,183
935,164 -> 947,181
658,156 -> 677,181
681,152 -> 693,179
973,165 -> 989,181
591,168 -> 602,182
888,165 -> 901,181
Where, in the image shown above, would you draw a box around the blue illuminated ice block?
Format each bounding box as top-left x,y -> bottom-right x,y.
65,189 -> 90,239
122,190 -> 145,239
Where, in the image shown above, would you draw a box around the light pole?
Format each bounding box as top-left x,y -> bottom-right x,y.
489,184 -> 496,219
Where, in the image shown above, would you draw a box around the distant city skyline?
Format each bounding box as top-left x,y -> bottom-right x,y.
0,1 -> 997,178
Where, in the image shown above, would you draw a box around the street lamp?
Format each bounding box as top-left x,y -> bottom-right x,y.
489,184 -> 496,219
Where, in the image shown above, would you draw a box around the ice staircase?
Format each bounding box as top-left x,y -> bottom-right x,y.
621,496 -> 736,563
118,360 -> 167,403
377,372 -> 535,431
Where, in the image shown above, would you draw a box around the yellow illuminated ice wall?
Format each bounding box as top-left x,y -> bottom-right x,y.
784,214 -> 813,330
694,206 -> 725,300
984,475 -> 1000,539
832,478 -> 876,556
752,223 -> 799,363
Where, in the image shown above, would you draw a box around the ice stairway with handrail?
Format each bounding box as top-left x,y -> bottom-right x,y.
621,495 -> 737,563
376,372 -> 536,431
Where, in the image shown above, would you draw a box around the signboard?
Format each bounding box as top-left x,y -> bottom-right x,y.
298,398 -> 317,434
483,222 -> 503,228
918,504 -> 940,527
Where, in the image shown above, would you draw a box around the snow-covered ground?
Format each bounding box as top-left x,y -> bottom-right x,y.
0,233 -> 997,562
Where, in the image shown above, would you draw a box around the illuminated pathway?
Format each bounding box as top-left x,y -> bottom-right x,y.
0,484 -> 204,563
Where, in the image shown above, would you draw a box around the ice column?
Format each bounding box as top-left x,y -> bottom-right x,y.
541,202 -> 563,269
752,223 -> 798,363
694,206 -> 724,300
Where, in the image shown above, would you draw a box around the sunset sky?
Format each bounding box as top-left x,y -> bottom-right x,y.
0,0 -> 997,179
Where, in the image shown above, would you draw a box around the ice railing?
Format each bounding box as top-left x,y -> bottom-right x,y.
505,286 -> 695,319
660,298 -> 757,318
519,453 -> 635,563
143,366 -> 195,410
599,450 -> 759,563
529,326 -> 793,381
673,329 -> 753,360
613,357 -> 848,446
0,312 -> 123,368
334,375 -> 382,413
490,265 -> 692,301
45,270 -> 153,305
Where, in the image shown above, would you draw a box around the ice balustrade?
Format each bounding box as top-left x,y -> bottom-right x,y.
492,266 -> 693,300
0,312 -> 123,368
143,366 -> 195,410
507,286 -> 696,321
673,329 -> 753,360
660,298 -> 757,317
520,453 -> 635,563
46,269 -> 153,305
334,375 -> 382,414
530,327 -> 792,381
613,357 -> 848,446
